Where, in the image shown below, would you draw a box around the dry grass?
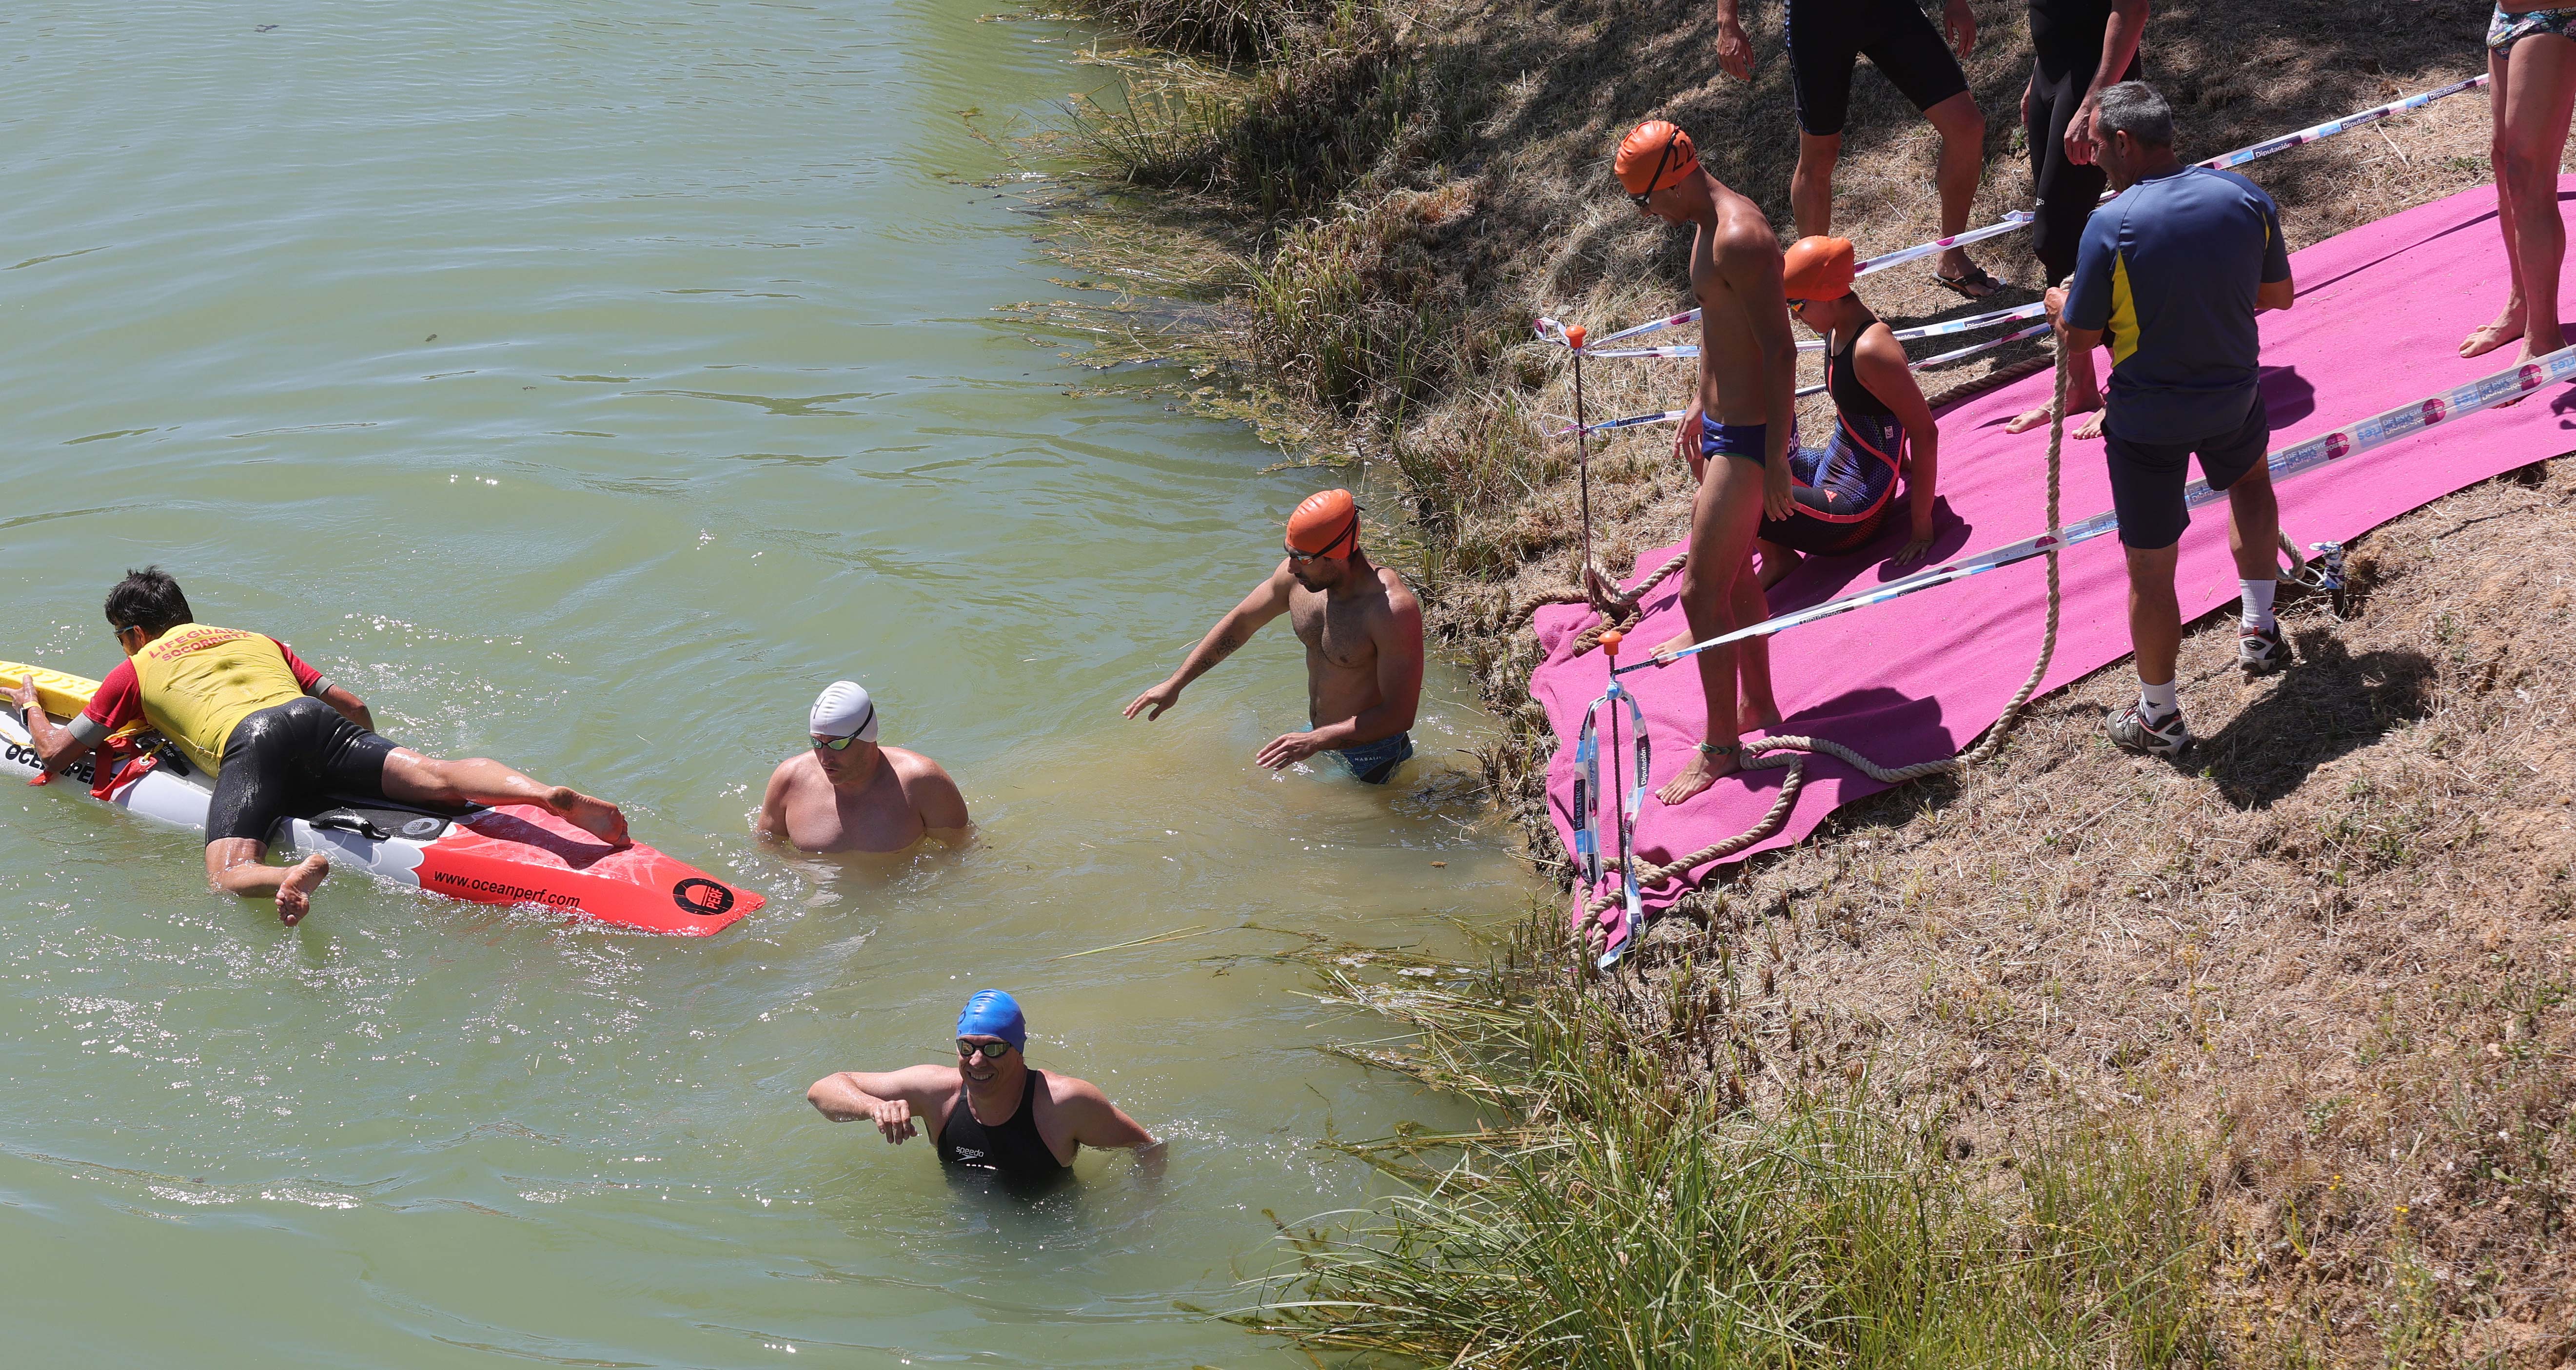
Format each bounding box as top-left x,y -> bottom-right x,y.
1602,456 -> 2576,1366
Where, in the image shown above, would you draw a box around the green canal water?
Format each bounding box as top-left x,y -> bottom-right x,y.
0,3 -> 1540,1364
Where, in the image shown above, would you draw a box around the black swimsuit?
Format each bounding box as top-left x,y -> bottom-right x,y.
936,1070 -> 1070,1181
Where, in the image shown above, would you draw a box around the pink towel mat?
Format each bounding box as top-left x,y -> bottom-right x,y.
1532,179 -> 2576,929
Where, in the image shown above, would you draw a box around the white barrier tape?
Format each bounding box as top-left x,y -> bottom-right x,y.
1539,75 -> 2489,351
1556,319 -> 2057,435
1585,299 -> 2046,363
1616,343 -> 2576,674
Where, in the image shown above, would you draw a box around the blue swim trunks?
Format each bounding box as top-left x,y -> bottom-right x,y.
1700,417 -> 1768,468
1332,731 -> 1415,785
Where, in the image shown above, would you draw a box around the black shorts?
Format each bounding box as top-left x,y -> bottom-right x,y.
2104,398 -> 2270,551
2025,56 -> 2142,282
1785,0 -> 1970,137
206,696 -> 397,844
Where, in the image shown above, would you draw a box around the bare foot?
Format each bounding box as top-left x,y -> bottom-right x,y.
1652,628 -> 1694,662
549,788 -> 632,846
276,853 -> 330,926
1741,699 -> 1784,731
2070,409 -> 2104,441
1655,744 -> 1739,806
2005,393 -> 2102,435
2461,309 -> 2524,359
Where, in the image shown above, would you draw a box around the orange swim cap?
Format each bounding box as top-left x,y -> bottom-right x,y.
1615,120 -> 1698,197
1286,489 -> 1360,558
1783,235 -> 1857,301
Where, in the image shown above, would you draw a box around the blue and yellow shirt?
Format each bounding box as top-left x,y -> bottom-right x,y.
2064,166 -> 2292,444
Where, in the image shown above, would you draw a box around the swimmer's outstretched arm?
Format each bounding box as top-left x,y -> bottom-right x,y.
6,678 -> 96,775
1122,565 -> 1295,721
807,1065 -> 953,1145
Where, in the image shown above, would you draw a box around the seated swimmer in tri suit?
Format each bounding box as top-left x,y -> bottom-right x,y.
7,567 -> 629,926
755,682 -> 970,854
805,990 -> 1160,1186
1758,235 -> 1947,585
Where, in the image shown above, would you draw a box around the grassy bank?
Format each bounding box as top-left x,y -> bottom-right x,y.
1047,0 -> 2572,1361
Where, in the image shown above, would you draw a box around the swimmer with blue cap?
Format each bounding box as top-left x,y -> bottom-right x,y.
755,680 -> 972,854
807,990 -> 1159,1182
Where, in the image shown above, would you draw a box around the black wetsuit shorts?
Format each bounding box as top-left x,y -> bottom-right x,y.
206,696 -> 398,844
1785,0 -> 1971,137
2025,54 -> 2143,282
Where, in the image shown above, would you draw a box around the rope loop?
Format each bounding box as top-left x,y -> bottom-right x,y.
1573,331 -> 2073,947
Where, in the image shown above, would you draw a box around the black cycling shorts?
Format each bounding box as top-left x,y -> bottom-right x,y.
2104,397 -> 2270,551
1785,0 -> 1971,137
206,696 -> 397,844
2025,55 -> 2143,282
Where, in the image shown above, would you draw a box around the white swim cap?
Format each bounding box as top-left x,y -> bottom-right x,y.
809,681 -> 879,742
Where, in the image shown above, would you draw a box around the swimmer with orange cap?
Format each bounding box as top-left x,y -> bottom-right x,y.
1751,235 -> 1948,580
1123,489 -> 1425,785
1614,119 -> 1799,807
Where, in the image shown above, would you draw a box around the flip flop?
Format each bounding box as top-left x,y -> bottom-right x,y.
1932,264 -> 2004,299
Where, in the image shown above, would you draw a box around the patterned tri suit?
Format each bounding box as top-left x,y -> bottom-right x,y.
1755,331 -> 1908,556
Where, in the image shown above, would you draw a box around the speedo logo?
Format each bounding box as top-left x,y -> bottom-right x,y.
427,870 -> 583,909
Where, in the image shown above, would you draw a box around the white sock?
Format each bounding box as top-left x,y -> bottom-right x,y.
2140,679 -> 2179,716
2240,578 -> 2277,632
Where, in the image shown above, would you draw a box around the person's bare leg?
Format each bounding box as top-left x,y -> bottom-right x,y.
2123,542 -> 2183,689
379,749 -> 631,845
1791,131 -> 1843,239
205,837 -> 331,926
2007,335 -> 2102,433
1730,555 -> 1785,730
2501,34 -> 2576,359
2223,463 -> 2281,583
1753,536 -> 1804,590
1658,456 -> 1768,806
2468,47 -> 2531,358
1924,92 -> 1993,287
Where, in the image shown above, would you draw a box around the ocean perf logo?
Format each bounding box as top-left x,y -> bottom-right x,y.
671,878 -> 736,917
2323,431 -> 2351,460
426,869 -> 582,909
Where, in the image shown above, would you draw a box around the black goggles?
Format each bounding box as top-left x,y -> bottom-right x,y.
956,1039 -> 1013,1059
1627,128 -> 1680,208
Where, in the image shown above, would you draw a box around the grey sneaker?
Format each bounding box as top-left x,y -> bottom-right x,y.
2238,622 -> 2289,676
2105,701 -> 2191,757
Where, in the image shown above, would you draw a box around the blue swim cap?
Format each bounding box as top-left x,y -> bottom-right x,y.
955,989 -> 1026,1051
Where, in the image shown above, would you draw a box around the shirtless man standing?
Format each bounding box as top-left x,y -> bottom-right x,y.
1614,121 -> 1801,805
755,681 -> 971,853
1123,489 -> 1426,785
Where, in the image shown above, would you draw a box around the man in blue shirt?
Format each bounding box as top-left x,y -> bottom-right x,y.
2042,81 -> 2298,756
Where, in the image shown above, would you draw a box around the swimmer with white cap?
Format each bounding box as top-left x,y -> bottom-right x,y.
755,681 -> 970,854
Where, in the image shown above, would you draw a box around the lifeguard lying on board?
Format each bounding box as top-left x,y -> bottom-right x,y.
7,568 -> 629,926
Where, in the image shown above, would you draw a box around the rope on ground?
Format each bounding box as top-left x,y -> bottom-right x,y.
1579,333 -> 2072,938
